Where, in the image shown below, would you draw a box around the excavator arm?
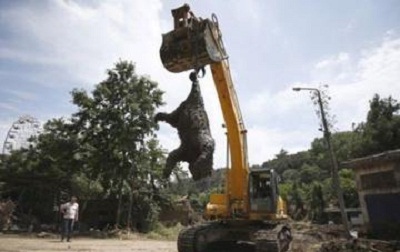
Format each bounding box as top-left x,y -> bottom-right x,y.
209,61 -> 249,217
160,3 -> 250,217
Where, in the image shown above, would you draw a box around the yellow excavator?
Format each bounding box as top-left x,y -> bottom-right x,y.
160,4 -> 292,252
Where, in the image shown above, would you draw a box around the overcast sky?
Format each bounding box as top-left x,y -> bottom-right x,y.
1,0 -> 399,167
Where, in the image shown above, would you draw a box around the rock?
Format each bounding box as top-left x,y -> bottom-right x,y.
319,239 -> 399,252
37,232 -> 56,238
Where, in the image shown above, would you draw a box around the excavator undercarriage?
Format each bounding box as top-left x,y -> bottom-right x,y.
178,220 -> 291,252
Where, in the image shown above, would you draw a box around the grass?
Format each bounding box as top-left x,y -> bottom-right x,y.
146,223 -> 183,241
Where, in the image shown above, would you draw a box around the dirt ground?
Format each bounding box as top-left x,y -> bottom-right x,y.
1,226 -> 396,252
0,235 -> 177,252
0,232 -> 328,252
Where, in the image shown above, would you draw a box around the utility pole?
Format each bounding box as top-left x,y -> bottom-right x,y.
293,87 -> 351,237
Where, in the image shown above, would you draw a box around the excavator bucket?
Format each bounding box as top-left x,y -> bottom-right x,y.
160,4 -> 228,73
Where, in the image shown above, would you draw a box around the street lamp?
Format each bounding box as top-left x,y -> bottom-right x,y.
293,87 -> 351,236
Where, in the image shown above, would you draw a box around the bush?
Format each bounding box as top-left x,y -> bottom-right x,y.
146,222 -> 183,240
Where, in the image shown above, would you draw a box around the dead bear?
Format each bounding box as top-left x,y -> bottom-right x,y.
155,72 -> 214,181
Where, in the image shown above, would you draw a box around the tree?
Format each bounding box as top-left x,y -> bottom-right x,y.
307,182 -> 325,223
252,94 -> 400,223
288,182 -> 305,220
338,169 -> 359,208
310,85 -> 336,132
262,149 -> 311,176
35,118 -> 82,191
262,149 -> 290,174
71,60 -> 164,227
126,138 -> 168,231
321,169 -> 359,208
299,164 -> 321,185
0,61 -> 170,232
0,117 -> 83,220
281,169 -> 299,182
355,94 -> 400,156
308,131 -> 361,196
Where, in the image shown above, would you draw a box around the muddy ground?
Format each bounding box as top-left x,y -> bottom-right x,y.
0,231 -> 337,252
0,224 -> 397,252
0,235 -> 176,252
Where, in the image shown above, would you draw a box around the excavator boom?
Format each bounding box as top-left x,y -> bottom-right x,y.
160,4 -> 249,216
210,61 -> 248,211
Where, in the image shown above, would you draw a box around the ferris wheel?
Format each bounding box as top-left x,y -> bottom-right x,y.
2,115 -> 42,155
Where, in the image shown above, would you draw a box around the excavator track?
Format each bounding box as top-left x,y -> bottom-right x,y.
255,224 -> 292,252
177,222 -> 216,252
255,239 -> 279,252
253,228 -> 282,252
177,221 -> 291,252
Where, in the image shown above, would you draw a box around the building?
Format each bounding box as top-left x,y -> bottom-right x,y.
343,149 -> 400,238
323,207 -> 363,226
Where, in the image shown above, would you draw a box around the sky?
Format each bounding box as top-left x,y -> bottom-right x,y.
0,0 -> 399,168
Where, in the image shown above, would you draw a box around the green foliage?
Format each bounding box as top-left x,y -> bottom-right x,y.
0,149 -> 57,223
261,94 -> 399,221
166,168 -> 226,212
1,71 -> 398,231
134,194 -> 161,233
0,60 -> 168,232
278,183 -> 292,201
281,169 -> 299,183
70,173 -> 104,200
288,182 -> 306,220
146,222 -> 183,240
0,118 -> 82,223
71,61 -> 164,195
262,149 -> 312,175
299,164 -> 321,184
320,169 -> 359,208
310,86 -> 336,131
354,94 -> 400,156
176,93 -> 399,223
338,169 -> 359,208
306,182 -> 325,222
69,60 -> 165,227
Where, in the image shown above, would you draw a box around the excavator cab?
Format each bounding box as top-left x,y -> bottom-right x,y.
249,168 -> 288,221
249,169 -> 279,213
160,4 -> 228,73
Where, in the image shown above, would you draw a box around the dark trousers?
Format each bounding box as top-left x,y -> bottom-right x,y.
61,218 -> 74,241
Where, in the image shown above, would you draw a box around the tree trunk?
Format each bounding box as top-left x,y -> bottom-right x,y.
115,177 -> 124,227
126,180 -> 134,230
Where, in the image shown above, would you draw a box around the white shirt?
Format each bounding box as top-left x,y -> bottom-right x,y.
61,202 -> 79,220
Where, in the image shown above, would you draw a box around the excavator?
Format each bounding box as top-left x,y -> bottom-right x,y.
159,4 -> 292,252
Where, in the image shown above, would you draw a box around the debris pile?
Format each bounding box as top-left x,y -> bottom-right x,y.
159,195 -> 201,227
288,222 -> 400,252
319,239 -> 400,252
36,231 -> 57,239
0,199 -> 16,231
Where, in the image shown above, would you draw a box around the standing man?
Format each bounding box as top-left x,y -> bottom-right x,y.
60,196 -> 79,242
